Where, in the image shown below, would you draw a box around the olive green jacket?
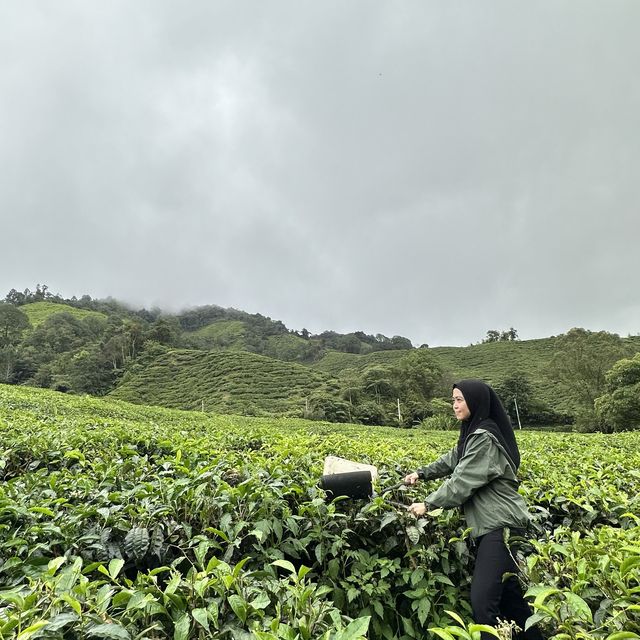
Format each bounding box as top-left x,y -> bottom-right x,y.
417,429 -> 531,538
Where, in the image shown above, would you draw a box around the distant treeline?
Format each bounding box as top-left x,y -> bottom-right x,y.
8,285 -> 414,354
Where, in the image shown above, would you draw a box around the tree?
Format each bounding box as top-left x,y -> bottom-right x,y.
482,328 -> 518,343
494,372 -> 533,426
389,350 -> 448,425
8,344 -> 39,384
420,398 -> 458,430
550,328 -> 629,411
4,289 -> 26,305
25,313 -> 90,355
594,353 -> 640,432
338,368 -> 365,407
147,317 -> 181,347
390,335 -> 413,350
335,334 -> 363,354
0,304 -> 30,348
353,400 -> 386,426
305,392 -> 351,423
99,317 -> 149,370
0,304 -> 31,382
280,336 -> 322,362
3,284 -> 58,306
393,349 -> 445,400
66,347 -> 117,395
361,365 -> 397,404
32,283 -> 49,301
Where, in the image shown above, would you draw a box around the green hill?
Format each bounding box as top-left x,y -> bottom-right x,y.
432,335 -> 640,411
312,349 -> 408,375
186,320 -> 248,350
6,286 -> 640,427
185,321 -> 320,362
312,336 -> 640,416
430,338 -> 561,408
21,301 -> 107,327
110,348 -> 338,416
133,333 -> 640,423
311,340 -> 561,401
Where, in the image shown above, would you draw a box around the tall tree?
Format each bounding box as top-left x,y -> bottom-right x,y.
0,304 -> 30,382
147,317 -> 181,347
500,327 -> 518,341
483,330 -> 500,343
550,328 -> 629,410
361,365 -> 397,404
494,371 -> 533,425
0,304 -> 30,348
393,349 -> 445,399
595,353 -> 640,432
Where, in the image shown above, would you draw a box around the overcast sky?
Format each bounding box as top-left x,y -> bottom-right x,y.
2,2 -> 639,347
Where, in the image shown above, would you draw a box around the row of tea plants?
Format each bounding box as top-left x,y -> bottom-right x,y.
0,384 -> 638,639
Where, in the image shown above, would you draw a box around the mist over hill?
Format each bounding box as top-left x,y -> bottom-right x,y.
2,285 -> 639,430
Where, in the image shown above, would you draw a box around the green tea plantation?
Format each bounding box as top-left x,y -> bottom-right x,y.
0,384 -> 638,639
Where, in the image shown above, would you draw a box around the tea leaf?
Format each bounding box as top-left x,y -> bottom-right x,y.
124,527 -> 150,561
468,624 -> 500,638
17,620 -> 49,640
524,611 -> 549,631
108,558 -> 125,580
338,616 -> 370,640
444,610 -> 466,627
60,593 -> 82,616
429,629 -> 456,640
271,559 -> 296,575
192,608 -> 209,632
42,613 -> 78,632
228,594 -> 248,623
251,592 -> 271,610
563,592 -> 593,623
29,506 -> 55,517
173,613 -> 190,640
417,598 -> 431,625
85,623 -> 131,639
405,525 -> 420,544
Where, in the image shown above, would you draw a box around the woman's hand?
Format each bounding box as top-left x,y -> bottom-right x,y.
407,502 -> 428,517
404,471 -> 420,485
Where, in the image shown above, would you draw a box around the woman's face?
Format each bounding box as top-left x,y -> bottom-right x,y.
452,388 -> 471,421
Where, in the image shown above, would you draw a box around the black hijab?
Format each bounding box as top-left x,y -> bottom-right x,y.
454,379 -> 521,471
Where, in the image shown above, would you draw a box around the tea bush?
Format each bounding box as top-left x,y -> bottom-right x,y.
0,384 -> 638,639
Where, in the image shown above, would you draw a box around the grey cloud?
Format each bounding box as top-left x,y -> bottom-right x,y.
2,1 -> 639,347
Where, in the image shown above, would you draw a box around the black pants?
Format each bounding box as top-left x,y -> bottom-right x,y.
471,528 -> 544,640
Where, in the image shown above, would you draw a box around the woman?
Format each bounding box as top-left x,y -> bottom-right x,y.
404,379 -> 543,640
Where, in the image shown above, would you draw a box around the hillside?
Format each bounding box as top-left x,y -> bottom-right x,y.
312,336 -> 640,415
311,340 -> 563,408
431,338 -> 562,409
311,349 -> 407,375
110,348 -> 338,416
184,320 -> 321,363
185,320 -> 248,350
311,338 -> 565,385
111,337 -> 576,424
5,287 -> 640,427
20,300 -> 107,326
